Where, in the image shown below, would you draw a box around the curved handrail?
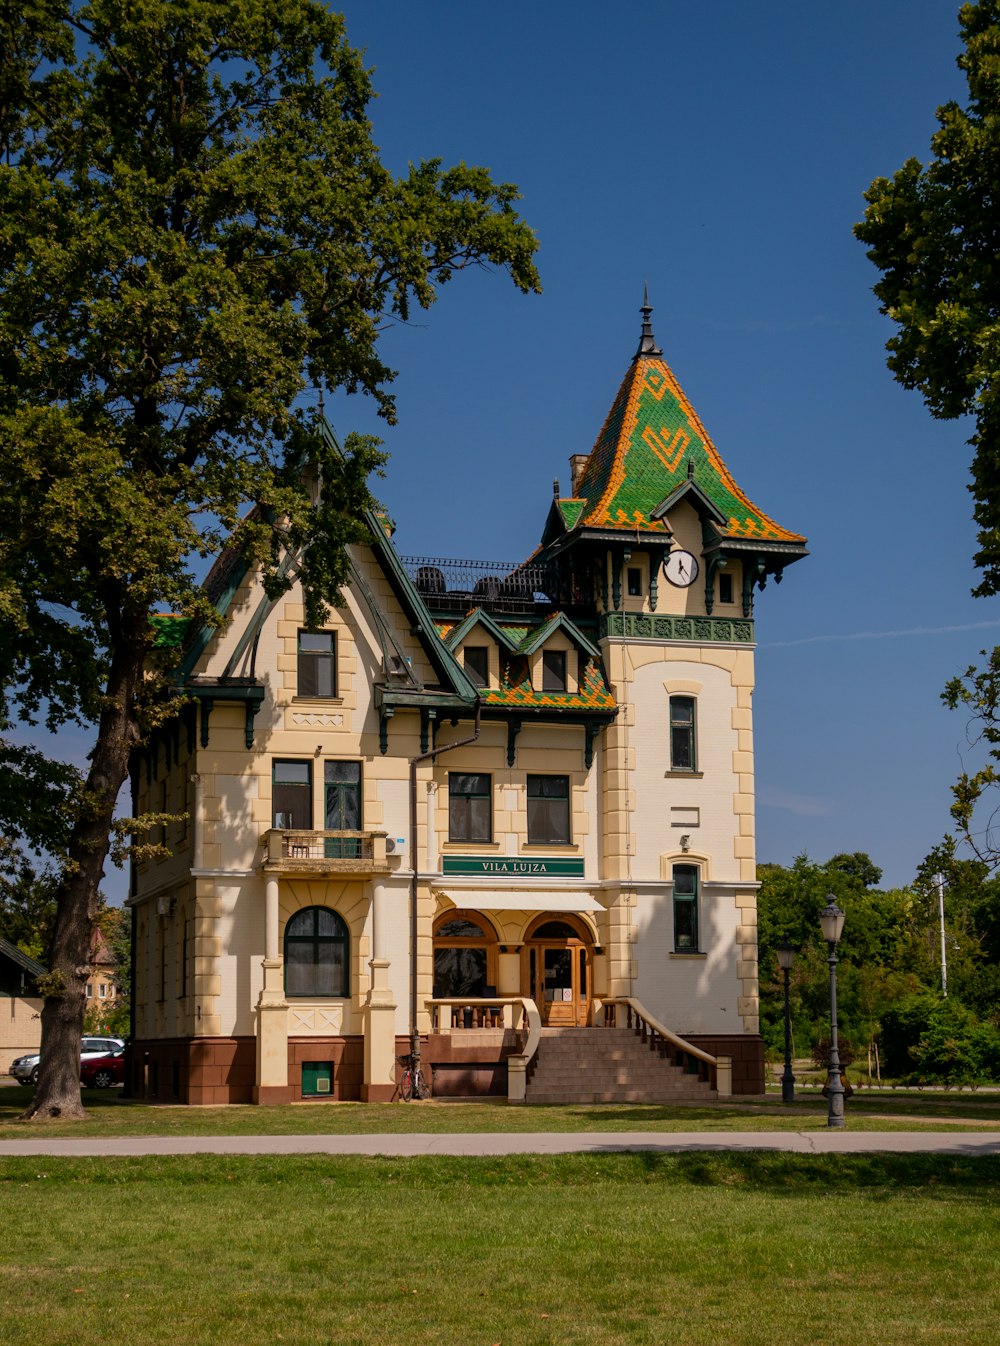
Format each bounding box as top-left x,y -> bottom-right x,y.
595,996 -> 731,1096
426,996 -> 541,1101
599,996 -> 716,1066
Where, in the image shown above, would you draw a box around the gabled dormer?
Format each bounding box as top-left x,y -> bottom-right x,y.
519,613 -> 601,696
443,608 -> 519,691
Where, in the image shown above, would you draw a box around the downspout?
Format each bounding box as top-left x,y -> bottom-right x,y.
408,703 -> 482,1072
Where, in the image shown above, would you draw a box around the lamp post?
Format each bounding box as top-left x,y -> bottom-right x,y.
819,896 -> 846,1129
776,941 -> 796,1103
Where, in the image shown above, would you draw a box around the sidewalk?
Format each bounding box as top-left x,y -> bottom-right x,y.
1,1130 -> 999,1158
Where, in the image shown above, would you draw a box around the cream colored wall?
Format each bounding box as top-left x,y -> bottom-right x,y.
431,721 -> 594,864
632,885 -> 742,1033
0,995 -> 42,1071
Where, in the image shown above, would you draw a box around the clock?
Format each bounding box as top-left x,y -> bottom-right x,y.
664,550 -> 700,587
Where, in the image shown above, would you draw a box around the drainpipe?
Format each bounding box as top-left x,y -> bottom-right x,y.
408,704 -> 482,1072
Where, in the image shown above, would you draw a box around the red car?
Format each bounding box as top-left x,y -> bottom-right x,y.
79,1048 -> 126,1089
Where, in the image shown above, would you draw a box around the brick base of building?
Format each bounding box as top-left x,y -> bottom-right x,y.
129,1035 -> 412,1105
682,1033 -> 765,1095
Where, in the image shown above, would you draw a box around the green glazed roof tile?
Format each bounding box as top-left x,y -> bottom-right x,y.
562,342 -> 805,544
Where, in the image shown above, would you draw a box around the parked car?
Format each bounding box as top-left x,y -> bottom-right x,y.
9,1036 -> 125,1086
79,1048 -> 126,1089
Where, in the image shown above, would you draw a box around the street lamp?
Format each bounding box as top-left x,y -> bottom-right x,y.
819,895 -> 846,1129
776,941 -> 796,1103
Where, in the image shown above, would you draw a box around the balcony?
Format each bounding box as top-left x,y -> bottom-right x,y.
400,555 -> 560,617
263,829 -> 392,875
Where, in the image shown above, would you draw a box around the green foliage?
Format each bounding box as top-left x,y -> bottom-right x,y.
0,1 -> 539,1113
855,1 -> 1000,592
880,992 -> 1000,1084
758,848 -> 1000,1079
0,861 -> 58,962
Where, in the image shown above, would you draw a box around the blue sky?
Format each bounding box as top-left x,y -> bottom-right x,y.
18,3 -> 992,901
327,1 -> 993,889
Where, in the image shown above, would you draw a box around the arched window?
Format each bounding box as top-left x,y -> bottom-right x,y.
284,906 -> 350,997
433,913 -> 497,998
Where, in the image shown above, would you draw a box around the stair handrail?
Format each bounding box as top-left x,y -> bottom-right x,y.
595,996 -> 732,1096
425,996 -> 541,1102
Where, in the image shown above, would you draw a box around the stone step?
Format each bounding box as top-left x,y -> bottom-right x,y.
524,1026 -> 716,1105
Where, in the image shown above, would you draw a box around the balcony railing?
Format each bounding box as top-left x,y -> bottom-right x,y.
263,829 -> 391,873
400,556 -> 559,616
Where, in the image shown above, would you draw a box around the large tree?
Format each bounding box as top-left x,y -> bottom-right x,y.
855,2 -> 1000,866
0,0 -> 539,1119
855,1 -> 1000,592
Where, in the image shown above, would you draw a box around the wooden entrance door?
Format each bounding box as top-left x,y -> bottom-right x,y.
524,919 -> 591,1027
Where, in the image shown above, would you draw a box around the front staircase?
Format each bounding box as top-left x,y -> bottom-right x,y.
524,1027 -> 718,1104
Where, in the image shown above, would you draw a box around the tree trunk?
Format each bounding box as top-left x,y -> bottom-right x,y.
22,637 -> 146,1121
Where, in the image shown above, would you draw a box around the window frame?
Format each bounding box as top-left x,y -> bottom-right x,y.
272,759 -> 313,830
541,648 -> 567,692
464,645 -> 489,689
448,772 -> 492,844
669,695 -> 697,772
527,774 -> 572,845
718,571 -> 734,605
672,864 -> 700,952
297,629 -> 337,699
284,905 -> 351,999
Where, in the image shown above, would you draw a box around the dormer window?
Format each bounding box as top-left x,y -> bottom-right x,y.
464,645 -> 489,688
541,649 -> 567,692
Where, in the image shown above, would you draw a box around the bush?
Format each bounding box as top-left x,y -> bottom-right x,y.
879,993 -> 1000,1085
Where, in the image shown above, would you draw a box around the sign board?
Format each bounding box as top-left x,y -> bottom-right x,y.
442,856 -> 586,878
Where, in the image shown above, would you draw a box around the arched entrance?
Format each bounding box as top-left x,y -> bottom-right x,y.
433,911 -> 499,1000
522,915 -> 593,1027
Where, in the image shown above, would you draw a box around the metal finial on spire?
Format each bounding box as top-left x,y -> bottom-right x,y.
636,284 -> 662,358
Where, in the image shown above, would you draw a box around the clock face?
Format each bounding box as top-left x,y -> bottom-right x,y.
665,550 -> 700,588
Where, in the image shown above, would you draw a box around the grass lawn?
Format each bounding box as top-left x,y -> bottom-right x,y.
1,1151 -> 998,1345
2,1084 -> 1000,1137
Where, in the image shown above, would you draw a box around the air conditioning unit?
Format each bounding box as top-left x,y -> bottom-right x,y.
385,838 -> 397,854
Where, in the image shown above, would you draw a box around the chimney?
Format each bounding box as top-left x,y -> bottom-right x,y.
569,454 -> 589,495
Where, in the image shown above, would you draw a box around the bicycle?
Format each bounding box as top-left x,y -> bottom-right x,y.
397,1053 -> 430,1101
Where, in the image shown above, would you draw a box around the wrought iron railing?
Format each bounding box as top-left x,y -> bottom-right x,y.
400,556 -> 558,614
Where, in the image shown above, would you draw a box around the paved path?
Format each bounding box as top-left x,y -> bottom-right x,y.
1,1131 -> 999,1157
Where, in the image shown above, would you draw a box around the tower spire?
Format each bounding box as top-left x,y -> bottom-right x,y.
636,283 -> 662,357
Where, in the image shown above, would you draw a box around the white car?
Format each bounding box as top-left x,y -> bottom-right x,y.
10,1036 -> 125,1087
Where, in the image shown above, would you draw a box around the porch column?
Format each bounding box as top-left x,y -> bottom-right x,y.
254,874 -> 290,1105
361,958 -> 397,1102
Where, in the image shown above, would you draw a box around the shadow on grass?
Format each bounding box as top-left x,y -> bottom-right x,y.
2,1150 -> 999,1200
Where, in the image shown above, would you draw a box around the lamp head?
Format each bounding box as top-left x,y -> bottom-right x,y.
819,896 -> 845,946
776,940 -> 796,972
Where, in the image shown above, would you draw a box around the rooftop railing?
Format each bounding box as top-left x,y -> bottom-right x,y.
399,556 -> 558,615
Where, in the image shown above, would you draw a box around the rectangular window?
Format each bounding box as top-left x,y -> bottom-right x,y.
324,761 -> 362,858
673,865 -> 699,951
527,775 -> 571,844
273,760 -> 313,830
718,572 -> 734,605
85,983 -> 93,999
541,649 -> 567,691
448,773 -> 492,843
669,696 -> 696,771
464,645 -> 489,688
627,567 -> 642,597
298,630 -> 336,698
98,983 -> 107,999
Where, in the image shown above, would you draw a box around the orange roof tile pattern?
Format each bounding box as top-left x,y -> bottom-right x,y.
565,353 -> 805,543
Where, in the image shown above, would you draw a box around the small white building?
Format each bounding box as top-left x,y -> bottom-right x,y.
130,301 -> 806,1104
